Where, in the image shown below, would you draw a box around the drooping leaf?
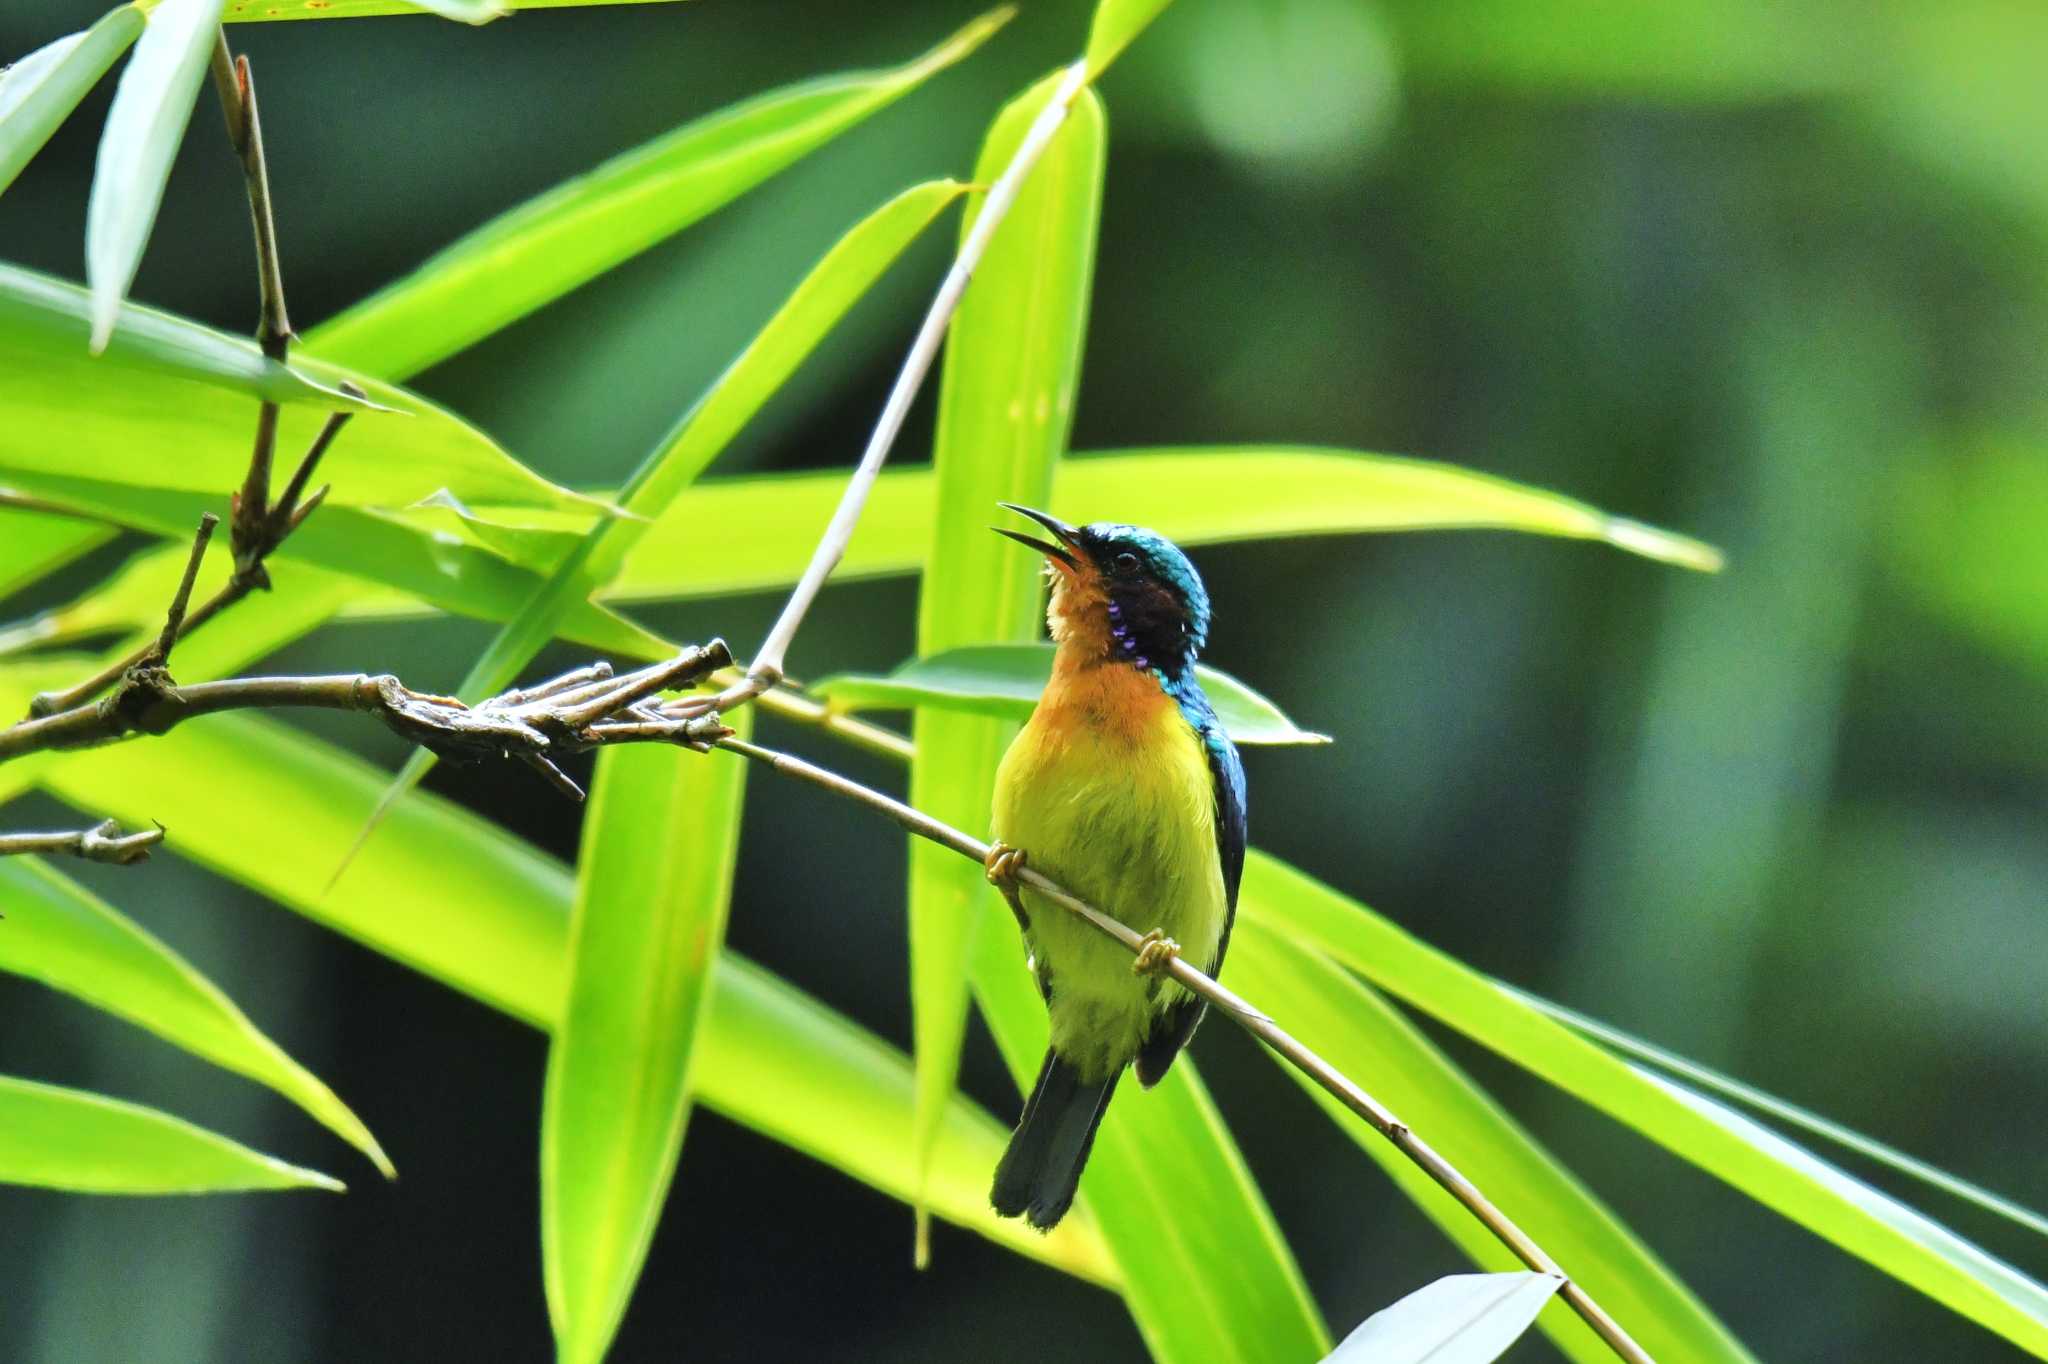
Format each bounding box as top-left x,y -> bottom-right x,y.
1084,0 -> 1176,76
0,858 -> 391,1176
303,10 -> 1010,380
813,644 -> 1330,746
905,70 -> 1106,1256
0,1074 -> 342,1193
26,713 -> 1115,1281
84,0 -> 227,351
1323,1272 -> 1563,1364
542,719 -> 750,1364
1240,852 -> 2048,1358
0,6 -> 145,198
1228,920 -> 1752,1364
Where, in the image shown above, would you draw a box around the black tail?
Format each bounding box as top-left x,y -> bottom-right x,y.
991,1049 -> 1120,1231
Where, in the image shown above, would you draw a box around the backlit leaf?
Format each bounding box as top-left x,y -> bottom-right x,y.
0,6 -> 145,198
1324,1272 -> 1562,1364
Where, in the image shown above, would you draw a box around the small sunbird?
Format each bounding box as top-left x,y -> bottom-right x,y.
983,504 -> 1246,1231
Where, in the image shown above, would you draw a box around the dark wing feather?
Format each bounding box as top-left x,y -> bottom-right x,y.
1135,695 -> 1246,1088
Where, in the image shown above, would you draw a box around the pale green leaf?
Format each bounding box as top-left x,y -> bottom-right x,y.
395,0 -> 503,21
303,10 -> 1011,379
1325,1272 -> 1562,1364
0,1073 -> 342,1193
813,643 -> 1330,746
84,0 -> 226,351
1084,0 -> 1176,77
224,0 -> 683,18
906,70 -> 1105,1251
1228,921 -> 1752,1364
1241,852 -> 2048,1358
0,6 -> 145,197
542,717 -> 750,1364
0,505 -> 113,604
0,858 -> 391,1176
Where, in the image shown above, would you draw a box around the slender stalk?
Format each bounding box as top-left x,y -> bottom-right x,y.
719,59 -> 1095,709
0,819 -> 163,866
715,733 -> 1653,1364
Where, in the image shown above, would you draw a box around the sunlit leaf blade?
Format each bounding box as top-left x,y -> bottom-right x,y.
967,895 -> 1329,1360
1516,986 -> 2048,1244
906,71 -> 1106,1255
395,0 -> 504,22
0,6 -> 145,198
600,447 -> 1722,606
1084,0 -> 1175,77
304,10 -> 1010,380
542,722 -> 750,1364
1324,1272 -> 1562,1364
2,267 -> 594,513
350,182 -> 968,846
0,858 -> 392,1177
1240,852 -> 2048,1358
0,1074 -> 342,1193
24,711 -> 1115,1282
813,644 -> 1330,746
1228,921 -> 1753,1364
224,0 -> 684,18
0,505 -> 113,603
84,0 -> 226,352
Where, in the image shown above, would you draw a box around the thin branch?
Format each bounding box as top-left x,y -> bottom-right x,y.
712,58 -> 1095,713
713,733 -> 1653,1364
0,819 -> 164,866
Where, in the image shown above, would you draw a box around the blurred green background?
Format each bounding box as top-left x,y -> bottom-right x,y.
3,0 -> 2046,1359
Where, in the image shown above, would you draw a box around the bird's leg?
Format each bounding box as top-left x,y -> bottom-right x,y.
1131,928 -> 1182,977
984,840 -> 1031,933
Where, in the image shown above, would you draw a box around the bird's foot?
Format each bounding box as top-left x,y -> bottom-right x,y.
1131,929 -> 1182,977
984,840 -> 1031,932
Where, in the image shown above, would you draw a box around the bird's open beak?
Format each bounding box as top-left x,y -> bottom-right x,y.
992,503 -> 1081,571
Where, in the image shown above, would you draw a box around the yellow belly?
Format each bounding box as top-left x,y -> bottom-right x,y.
991,666 -> 1228,1083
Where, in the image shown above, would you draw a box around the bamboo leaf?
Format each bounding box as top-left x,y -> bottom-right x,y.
0,858 -> 391,1177
906,70 -> 1105,1256
0,6 -> 145,198
1084,0 -> 1176,77
84,0 -> 226,351
542,718 -> 750,1364
223,0 -> 684,18
0,506 -> 113,604
813,644 -> 1330,746
1325,1272 -> 1562,1364
303,10 -> 1010,380
394,0 -> 504,21
0,1074 -> 342,1193
1240,852 -> 2048,1358
24,712 -> 1116,1282
1228,920 -> 1753,1364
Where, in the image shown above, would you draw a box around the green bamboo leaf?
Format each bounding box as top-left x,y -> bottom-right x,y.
349,181 -> 968,850
303,10 -> 1011,379
223,0 -> 682,18
1326,1272 -> 1562,1364
84,0 -> 226,351
813,644 -> 1330,746
0,1074 -> 342,1193
967,891 -> 1328,1360
906,70 -> 1105,1256
598,446 -> 1722,607
0,505 -> 114,604
542,719 -> 750,1364
1240,852 -> 2048,1358
1227,920 -> 1752,1364
0,6 -> 145,197
0,858 -> 391,1177
25,712 -> 1116,1282
395,0 -> 504,21
1084,0 -> 1176,77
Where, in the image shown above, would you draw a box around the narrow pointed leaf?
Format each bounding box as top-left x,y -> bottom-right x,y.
0,505 -> 113,604
84,0 -> 226,351
1228,920 -> 1752,1364
1241,852 -> 2048,1358
225,0 -> 691,20
1084,0 -> 1176,77
813,644 -> 1330,746
395,0 -> 504,21
0,1074 -> 342,1193
1325,1272 -> 1562,1364
25,711 -> 1116,1281
0,6 -> 146,198
0,858 -> 391,1176
542,720 -> 750,1364
304,10 -> 1010,379
906,72 -> 1105,1249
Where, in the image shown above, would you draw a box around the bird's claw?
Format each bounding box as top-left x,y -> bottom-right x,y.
1131,929 -> 1181,977
985,840 -> 1027,889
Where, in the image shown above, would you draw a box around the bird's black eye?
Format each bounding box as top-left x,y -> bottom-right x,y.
1112,551 -> 1141,576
